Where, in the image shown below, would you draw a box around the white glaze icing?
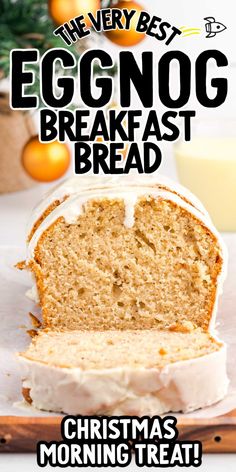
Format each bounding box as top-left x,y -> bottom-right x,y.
19,343 -> 228,416
25,284 -> 39,304
27,185 -> 226,261
123,194 -> 137,229
27,173 -> 209,239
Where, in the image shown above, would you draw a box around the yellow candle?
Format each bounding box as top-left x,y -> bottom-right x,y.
175,137 -> 236,231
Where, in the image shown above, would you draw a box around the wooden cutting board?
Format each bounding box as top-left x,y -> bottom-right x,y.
0,410 -> 236,453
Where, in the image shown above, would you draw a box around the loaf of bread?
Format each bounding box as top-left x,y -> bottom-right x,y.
24,175 -> 226,332
19,174 -> 228,415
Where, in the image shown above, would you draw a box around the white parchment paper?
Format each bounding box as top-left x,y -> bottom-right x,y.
0,234 -> 236,418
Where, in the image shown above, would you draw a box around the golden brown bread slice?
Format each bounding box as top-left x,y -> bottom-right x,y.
27,195 -> 224,331
19,329 -> 228,415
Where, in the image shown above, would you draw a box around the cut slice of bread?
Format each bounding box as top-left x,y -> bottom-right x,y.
26,191 -> 225,331
19,329 -> 228,415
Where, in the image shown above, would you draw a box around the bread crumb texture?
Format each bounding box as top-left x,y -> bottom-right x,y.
21,329 -> 221,370
30,197 -> 222,331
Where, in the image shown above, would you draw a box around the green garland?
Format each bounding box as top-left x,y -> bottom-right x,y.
0,0 -> 117,108
0,0 -> 62,78
0,0 -> 115,79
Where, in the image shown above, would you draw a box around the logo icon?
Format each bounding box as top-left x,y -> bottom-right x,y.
204,17 -> 227,38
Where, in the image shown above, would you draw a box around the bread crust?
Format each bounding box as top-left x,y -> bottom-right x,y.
27,185 -> 202,241
28,197 -> 68,242
22,387 -> 32,405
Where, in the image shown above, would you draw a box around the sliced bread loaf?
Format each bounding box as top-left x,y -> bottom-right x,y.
20,329 -> 228,415
18,175 -> 228,415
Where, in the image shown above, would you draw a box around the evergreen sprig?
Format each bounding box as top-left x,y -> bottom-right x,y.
0,0 -> 117,108
0,0 -> 116,79
0,0 -> 67,78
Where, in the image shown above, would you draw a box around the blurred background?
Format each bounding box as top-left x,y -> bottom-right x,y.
0,0 -> 236,246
